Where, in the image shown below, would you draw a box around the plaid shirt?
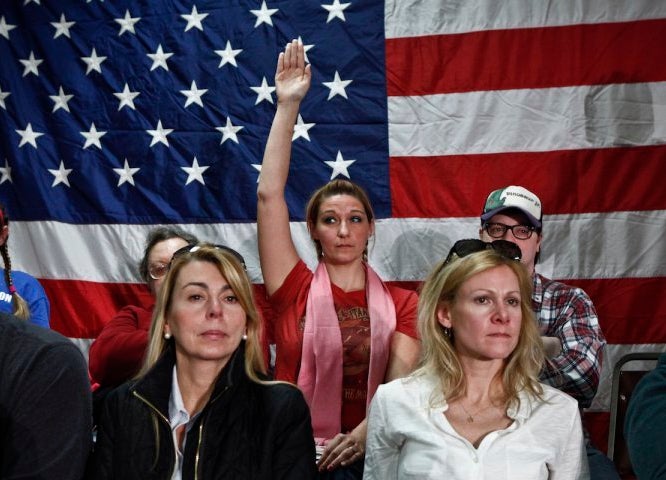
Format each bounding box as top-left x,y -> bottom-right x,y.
532,273 -> 606,408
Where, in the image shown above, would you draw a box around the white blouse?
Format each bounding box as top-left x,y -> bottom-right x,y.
363,373 -> 589,480
168,366 -> 201,480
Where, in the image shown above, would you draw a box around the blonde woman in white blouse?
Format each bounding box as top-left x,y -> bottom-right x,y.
364,240 -> 589,480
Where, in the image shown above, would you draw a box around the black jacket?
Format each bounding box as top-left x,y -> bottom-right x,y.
87,343 -> 316,479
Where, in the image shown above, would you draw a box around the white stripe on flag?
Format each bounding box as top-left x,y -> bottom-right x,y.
13,210 -> 666,284
388,82 -> 666,157
385,0 -> 666,39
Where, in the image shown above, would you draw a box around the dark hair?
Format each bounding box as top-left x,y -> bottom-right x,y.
138,226 -> 199,283
305,179 -> 375,259
0,204 -> 30,319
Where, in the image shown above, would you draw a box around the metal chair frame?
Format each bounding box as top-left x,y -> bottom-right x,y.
606,351 -> 662,475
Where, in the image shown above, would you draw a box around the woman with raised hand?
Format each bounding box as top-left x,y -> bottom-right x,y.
257,40 -> 420,478
363,240 -> 589,479
88,243 -> 316,479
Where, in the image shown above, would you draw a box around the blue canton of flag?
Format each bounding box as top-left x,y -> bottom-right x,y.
0,0 -> 391,224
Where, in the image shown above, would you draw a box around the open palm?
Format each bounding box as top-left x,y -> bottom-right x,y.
275,40 -> 312,103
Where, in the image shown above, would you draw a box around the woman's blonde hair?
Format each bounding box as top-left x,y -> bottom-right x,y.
415,249 -> 545,407
138,244 -> 266,382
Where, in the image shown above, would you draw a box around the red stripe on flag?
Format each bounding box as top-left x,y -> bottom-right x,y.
577,277 -> 666,345
41,279 -> 153,339
41,276 -> 666,345
41,278 -> 271,340
387,278 -> 666,345
386,18 -> 666,96
390,145 -> 666,218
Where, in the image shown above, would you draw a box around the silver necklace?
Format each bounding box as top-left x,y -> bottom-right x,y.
459,402 -> 495,423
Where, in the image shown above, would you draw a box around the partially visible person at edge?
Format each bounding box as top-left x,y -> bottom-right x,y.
0,202 -> 50,328
364,242 -> 589,479
88,226 -> 198,389
87,243 -> 316,479
624,352 -> 666,480
257,40 -> 420,478
478,185 -> 613,478
1,311 -> 92,479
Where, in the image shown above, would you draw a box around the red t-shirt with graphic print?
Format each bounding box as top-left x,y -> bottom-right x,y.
269,260 -> 418,432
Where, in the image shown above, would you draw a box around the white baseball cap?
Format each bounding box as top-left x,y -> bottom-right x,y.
480,185 -> 542,228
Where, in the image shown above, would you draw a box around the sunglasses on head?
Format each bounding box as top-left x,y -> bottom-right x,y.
171,243 -> 247,270
444,239 -> 522,265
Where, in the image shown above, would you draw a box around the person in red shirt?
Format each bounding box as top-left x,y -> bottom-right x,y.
257,40 -> 420,479
88,226 -> 198,389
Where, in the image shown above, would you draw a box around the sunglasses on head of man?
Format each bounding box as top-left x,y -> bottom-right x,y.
444,239 -> 522,265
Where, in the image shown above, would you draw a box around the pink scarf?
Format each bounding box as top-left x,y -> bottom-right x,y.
297,262 -> 396,441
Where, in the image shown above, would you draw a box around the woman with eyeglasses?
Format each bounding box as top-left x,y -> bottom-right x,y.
89,227 -> 198,391
257,40 -> 420,478
87,243 -> 316,479
363,241 -> 589,479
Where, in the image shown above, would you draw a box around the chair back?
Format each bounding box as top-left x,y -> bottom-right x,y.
607,352 -> 662,476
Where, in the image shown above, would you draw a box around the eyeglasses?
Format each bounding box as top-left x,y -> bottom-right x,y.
483,222 -> 536,240
171,243 -> 247,270
148,262 -> 169,280
444,239 -> 522,265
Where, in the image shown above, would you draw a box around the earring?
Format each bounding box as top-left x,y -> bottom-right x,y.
164,331 -> 172,340
242,332 -> 248,340
443,326 -> 452,339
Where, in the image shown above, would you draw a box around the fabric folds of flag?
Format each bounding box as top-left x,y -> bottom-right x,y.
384,0 -> 666,448
1,0 -> 390,341
1,0 -> 666,452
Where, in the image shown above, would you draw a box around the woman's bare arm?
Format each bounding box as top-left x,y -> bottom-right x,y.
257,40 -> 312,295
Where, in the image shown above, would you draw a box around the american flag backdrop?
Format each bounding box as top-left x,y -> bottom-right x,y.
2,0 -> 666,450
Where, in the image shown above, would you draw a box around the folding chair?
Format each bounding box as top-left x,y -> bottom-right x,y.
607,352 -> 662,477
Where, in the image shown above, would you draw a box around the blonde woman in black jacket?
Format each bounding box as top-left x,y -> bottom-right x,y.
87,244 -> 316,479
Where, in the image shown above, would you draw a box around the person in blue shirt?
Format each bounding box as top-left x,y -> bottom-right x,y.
0,203 -> 50,328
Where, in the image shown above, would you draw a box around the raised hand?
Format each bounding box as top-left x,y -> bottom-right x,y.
257,39 -> 313,296
275,39 -> 312,104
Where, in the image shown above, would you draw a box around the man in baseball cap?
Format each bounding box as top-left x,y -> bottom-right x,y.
479,185 -> 615,479
480,185 -> 543,274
